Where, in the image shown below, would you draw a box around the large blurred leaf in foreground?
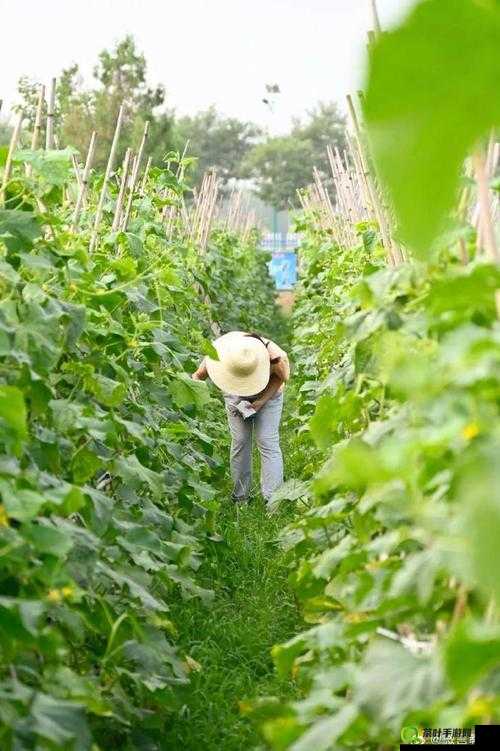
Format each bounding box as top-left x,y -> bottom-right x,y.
364,0 -> 500,255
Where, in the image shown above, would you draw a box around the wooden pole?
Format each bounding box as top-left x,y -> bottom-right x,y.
121,120 -> 149,230
112,148 -> 133,232
473,149 -> 499,263
369,0 -> 382,36
139,155 -> 152,195
89,104 -> 125,252
45,78 -> 56,150
25,85 -> 45,177
71,131 -> 97,231
346,94 -> 398,264
1,112 -> 23,206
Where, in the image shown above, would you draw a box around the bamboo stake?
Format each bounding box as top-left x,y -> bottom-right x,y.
112,148 -> 133,232
71,131 -> 97,231
121,120 -> 149,230
139,155 -> 152,195
45,78 -> 56,150
26,85 -> 45,177
325,153 -> 352,245
1,112 -> 23,206
346,94 -> 397,264
176,138 -> 190,180
346,131 -> 371,219
369,0 -> 382,36
71,154 -> 83,190
473,149 -> 499,263
89,103 -> 125,252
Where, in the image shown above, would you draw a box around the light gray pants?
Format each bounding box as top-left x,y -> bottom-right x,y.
224,392 -> 284,501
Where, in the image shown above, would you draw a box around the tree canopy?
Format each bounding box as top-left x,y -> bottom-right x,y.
173,107 -> 262,187
8,36 -> 346,208
244,102 -> 347,209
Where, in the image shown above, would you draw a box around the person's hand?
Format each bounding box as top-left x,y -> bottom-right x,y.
191,372 -> 201,381
250,400 -> 263,412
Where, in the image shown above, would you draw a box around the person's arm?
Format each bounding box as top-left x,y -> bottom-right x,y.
250,358 -> 288,411
191,358 -> 208,381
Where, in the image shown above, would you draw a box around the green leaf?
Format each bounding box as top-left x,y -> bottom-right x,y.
455,441 -> 500,603
168,373 -> 211,411
85,372 -> 127,407
24,522 -> 73,557
0,385 -> 28,455
30,691 -> 91,749
0,480 -> 45,521
427,264 -> 500,318
72,447 -> 103,484
201,338 -> 219,361
444,619 -> 500,696
310,393 -> 337,449
355,640 -> 443,728
364,0 -> 500,254
289,704 -> 357,751
0,209 -> 41,252
268,479 -> 309,514
14,147 -> 76,186
113,453 -> 164,497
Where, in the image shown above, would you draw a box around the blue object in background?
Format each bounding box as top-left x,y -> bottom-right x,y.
268,251 -> 297,290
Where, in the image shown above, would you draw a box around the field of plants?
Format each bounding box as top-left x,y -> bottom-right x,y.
1,0 -> 500,749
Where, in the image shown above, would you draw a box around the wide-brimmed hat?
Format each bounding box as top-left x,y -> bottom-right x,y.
205,331 -> 270,396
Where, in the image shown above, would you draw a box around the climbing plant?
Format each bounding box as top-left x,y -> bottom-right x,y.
0,146 -> 278,748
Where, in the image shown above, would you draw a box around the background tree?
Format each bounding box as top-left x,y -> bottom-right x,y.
15,36 -> 175,168
292,101 -> 346,176
8,39 -> 346,209
244,101 -> 346,209
173,107 -> 262,188
243,136 -> 314,210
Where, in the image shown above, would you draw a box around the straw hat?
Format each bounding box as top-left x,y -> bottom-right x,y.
205,331 -> 270,396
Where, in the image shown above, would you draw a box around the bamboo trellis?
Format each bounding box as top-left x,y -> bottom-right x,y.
89,103 -> 125,252
45,78 -> 56,150
0,112 -> 23,206
71,131 -> 97,231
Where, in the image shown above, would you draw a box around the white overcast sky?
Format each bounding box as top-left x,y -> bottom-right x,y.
0,0 -> 415,133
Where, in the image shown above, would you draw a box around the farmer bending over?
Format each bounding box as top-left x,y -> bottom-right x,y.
192,331 -> 290,505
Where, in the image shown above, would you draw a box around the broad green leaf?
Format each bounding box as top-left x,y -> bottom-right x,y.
268,479 -> 310,514
0,385 -> 28,455
201,338 -> 220,361
364,0 -> 500,254
310,393 -> 337,449
14,147 -> 76,186
455,441 -> 500,603
72,447 -> 103,484
85,372 -> 127,407
113,453 -> 164,497
444,619 -> 500,695
0,480 -> 45,521
289,704 -> 357,751
168,373 -> 211,411
0,597 -> 44,635
24,522 -> 73,557
30,691 -> 91,749
0,209 -> 41,252
354,640 -> 443,727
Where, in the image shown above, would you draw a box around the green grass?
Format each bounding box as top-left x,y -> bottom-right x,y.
164,498 -> 301,750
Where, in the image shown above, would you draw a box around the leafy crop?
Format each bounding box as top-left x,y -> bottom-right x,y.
250,219 -> 500,751
0,146 -> 278,748
248,1 -> 500,748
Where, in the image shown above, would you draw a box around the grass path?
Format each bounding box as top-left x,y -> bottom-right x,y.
164,388 -> 302,751
164,499 -> 300,749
